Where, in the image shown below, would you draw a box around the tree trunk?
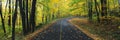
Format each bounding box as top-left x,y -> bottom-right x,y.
88,0 -> 93,20
118,0 -> 120,17
101,0 -> 107,17
8,0 -> 11,27
18,0 -> 27,35
0,0 -> 6,35
26,0 -> 30,33
12,0 -> 18,40
94,0 -> 100,23
107,0 -> 110,16
30,0 -> 37,32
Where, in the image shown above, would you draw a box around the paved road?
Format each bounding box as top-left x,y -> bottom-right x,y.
33,18 -> 93,40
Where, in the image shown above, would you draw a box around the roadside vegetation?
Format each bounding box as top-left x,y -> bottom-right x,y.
70,17 -> 120,40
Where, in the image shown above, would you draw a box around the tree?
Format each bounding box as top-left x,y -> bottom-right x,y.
18,0 -> 27,35
26,0 -> 30,33
0,0 -> 6,35
12,0 -> 18,40
94,0 -> 100,23
8,0 -> 12,27
29,0 -> 37,32
88,0 -> 93,20
101,0 -> 107,17
119,0 -> 120,17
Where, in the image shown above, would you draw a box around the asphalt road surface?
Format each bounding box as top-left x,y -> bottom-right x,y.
33,18 -> 93,40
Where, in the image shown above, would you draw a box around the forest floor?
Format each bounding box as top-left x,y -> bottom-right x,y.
69,17 -> 120,40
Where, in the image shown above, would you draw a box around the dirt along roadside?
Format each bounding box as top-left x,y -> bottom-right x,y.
68,18 -> 104,40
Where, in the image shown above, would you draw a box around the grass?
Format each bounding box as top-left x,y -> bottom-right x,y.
69,18 -> 120,40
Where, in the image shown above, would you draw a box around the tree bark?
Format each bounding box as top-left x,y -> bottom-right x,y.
18,0 -> 27,35
26,0 -> 30,33
12,0 -> 18,40
118,0 -> 120,17
88,0 -> 93,20
8,0 -> 11,27
30,0 -> 37,32
101,0 -> 107,17
94,0 -> 100,23
0,0 -> 6,35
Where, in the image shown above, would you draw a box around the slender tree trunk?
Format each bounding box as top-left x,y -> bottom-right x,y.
42,14 -> 44,24
12,0 -> 18,40
94,0 -> 100,23
118,0 -> 120,17
45,16 -> 47,23
8,0 -> 11,27
107,0 -> 110,16
23,0 -> 28,35
0,0 -> 6,35
26,0 -> 30,33
30,0 -> 37,32
101,0 -> 107,17
18,0 -> 27,35
88,0 -> 93,20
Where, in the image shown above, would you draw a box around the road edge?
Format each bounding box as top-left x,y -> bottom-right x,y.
68,18 -> 103,40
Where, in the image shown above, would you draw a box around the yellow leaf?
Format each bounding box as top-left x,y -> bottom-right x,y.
118,26 -> 120,29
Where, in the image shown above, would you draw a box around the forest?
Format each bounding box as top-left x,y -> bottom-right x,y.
0,0 -> 120,40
